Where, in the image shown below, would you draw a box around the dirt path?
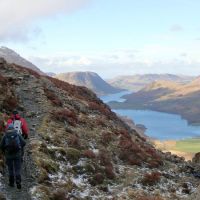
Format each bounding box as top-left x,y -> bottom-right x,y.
0,76 -> 46,199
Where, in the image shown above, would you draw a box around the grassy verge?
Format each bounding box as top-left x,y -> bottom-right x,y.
153,138 -> 200,160
174,138 -> 200,153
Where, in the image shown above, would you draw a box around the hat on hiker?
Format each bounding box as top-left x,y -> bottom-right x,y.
7,124 -> 14,130
12,110 -> 18,115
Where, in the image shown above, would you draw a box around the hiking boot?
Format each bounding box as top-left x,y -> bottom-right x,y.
16,175 -> 21,189
16,183 -> 21,189
9,176 -> 14,187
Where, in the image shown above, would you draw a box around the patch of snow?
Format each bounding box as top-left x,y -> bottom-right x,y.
30,186 -> 44,200
49,171 -> 67,184
47,144 -> 59,149
89,141 -> 99,155
71,175 -> 86,186
77,158 -> 87,167
79,188 -> 90,198
92,149 -> 99,154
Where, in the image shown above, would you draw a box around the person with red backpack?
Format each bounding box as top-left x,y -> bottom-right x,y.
6,111 -> 29,139
0,124 -> 26,189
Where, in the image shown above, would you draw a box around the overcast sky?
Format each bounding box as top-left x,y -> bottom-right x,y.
1,0 -> 200,78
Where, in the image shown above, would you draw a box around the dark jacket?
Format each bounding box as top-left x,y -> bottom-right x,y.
0,129 -> 26,159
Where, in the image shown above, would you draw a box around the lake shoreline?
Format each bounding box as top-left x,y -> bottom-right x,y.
102,91 -> 200,160
108,100 -> 199,126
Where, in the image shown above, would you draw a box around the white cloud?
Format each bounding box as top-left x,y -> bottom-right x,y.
0,0 -> 90,41
28,48 -> 200,78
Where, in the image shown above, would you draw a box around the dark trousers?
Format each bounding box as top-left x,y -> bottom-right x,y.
6,158 -> 21,184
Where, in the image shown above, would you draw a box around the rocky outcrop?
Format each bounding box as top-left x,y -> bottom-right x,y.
118,115 -> 147,138
192,152 -> 200,164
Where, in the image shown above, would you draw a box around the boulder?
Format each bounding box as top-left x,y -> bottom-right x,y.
192,152 -> 200,164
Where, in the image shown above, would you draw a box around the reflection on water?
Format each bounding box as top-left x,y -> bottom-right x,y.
100,90 -> 131,103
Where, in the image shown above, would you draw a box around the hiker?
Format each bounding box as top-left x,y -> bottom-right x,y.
0,124 -> 26,189
6,110 -> 29,139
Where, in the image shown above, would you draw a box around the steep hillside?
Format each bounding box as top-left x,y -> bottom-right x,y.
108,74 -> 194,91
0,58 -> 200,199
0,46 -> 44,75
55,71 -> 124,96
111,78 -> 200,124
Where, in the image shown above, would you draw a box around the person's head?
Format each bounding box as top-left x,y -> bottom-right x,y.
12,110 -> 18,115
11,110 -> 20,120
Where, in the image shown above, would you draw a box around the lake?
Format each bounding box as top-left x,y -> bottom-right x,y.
100,90 -> 131,103
100,92 -> 200,140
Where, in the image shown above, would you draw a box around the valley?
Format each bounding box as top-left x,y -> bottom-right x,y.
101,91 -> 200,162
109,78 -> 200,125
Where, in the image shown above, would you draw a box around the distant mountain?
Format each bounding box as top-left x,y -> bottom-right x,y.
108,74 -> 195,91
54,71 -> 124,96
110,77 -> 200,124
122,80 -> 181,105
0,46 -> 44,74
46,72 -> 56,77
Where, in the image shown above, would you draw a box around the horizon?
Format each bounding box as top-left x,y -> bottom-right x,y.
50,69 -> 197,79
1,0 -> 200,78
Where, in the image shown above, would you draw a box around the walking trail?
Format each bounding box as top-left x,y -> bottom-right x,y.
0,75 -> 46,200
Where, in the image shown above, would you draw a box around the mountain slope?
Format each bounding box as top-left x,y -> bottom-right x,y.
55,71 -> 124,96
0,46 -> 44,75
0,58 -> 199,199
123,80 -> 182,103
108,74 -> 194,91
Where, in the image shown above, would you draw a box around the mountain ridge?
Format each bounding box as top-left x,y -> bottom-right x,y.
108,74 -> 195,91
55,71 -> 124,96
0,46 -> 44,75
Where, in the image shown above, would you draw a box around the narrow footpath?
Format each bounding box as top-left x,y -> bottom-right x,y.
0,75 -> 46,200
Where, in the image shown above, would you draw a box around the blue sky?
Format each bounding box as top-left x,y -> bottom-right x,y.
1,0 -> 200,78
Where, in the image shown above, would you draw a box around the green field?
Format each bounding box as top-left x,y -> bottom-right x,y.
175,138 -> 200,153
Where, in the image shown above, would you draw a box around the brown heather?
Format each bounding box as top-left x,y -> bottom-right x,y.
141,172 -> 162,186
43,87 -> 62,107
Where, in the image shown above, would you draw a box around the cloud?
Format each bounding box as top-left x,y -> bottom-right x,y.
0,0 -> 90,41
170,24 -> 184,32
28,48 -> 200,78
